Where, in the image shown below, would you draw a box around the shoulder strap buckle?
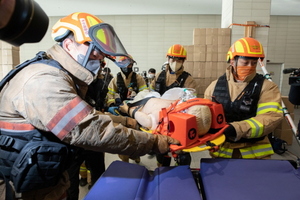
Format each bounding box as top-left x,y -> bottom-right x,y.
0,135 -> 14,148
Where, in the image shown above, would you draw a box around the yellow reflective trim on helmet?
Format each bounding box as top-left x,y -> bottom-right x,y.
245,118 -> 264,138
234,40 -> 244,54
87,16 -> 101,27
167,44 -> 187,58
241,38 -> 264,55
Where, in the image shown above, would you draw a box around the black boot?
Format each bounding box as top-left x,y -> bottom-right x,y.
176,152 -> 191,166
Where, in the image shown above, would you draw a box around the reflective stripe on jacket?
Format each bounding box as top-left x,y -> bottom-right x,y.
107,71 -> 147,106
205,65 -> 283,158
211,139 -> 274,159
0,44 -> 158,198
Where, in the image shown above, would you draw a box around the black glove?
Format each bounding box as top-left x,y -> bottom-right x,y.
223,124 -> 237,141
115,98 -> 122,106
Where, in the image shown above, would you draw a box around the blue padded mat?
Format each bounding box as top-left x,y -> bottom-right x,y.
84,160 -> 201,200
200,158 -> 300,200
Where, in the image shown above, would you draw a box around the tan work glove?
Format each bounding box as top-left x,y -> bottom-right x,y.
119,101 -> 130,116
151,134 -> 180,154
108,114 -> 140,130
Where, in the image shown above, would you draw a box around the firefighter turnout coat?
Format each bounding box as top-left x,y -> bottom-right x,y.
0,44 -> 160,199
107,71 -> 147,107
150,64 -> 196,94
204,65 -> 283,159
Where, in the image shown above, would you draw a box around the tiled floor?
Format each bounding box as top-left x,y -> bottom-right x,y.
79,106 -> 300,199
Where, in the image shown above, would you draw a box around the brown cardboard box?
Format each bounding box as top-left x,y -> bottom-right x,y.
218,45 -> 229,62
184,61 -> 194,74
206,45 -> 218,61
193,77 -> 206,96
204,77 -> 215,89
205,62 -> 218,78
12,48 -> 20,66
194,45 -> 206,61
184,45 -> 194,62
273,128 -> 294,145
193,28 -> 206,45
281,96 -> 294,113
206,28 -> 218,45
217,62 -> 227,77
276,113 -> 294,130
218,28 -> 231,45
193,61 -> 206,78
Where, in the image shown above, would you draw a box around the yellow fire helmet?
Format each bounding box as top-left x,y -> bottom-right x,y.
52,12 -> 132,68
166,44 -> 187,59
52,12 -> 103,44
226,37 -> 265,62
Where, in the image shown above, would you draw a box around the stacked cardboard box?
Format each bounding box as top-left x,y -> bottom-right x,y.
184,28 -> 231,96
273,96 -> 295,145
0,41 -> 20,79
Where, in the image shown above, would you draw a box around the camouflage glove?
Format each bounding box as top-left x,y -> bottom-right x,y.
152,134 -> 180,154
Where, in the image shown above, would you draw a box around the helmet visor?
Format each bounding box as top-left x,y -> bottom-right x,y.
89,23 -> 132,68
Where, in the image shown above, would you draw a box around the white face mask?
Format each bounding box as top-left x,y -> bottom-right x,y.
148,74 -> 155,79
169,61 -> 182,73
77,54 -> 101,75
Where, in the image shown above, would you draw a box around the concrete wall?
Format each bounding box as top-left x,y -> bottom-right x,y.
19,14 -> 300,96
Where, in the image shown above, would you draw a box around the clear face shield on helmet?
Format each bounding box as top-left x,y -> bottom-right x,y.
88,23 -> 133,69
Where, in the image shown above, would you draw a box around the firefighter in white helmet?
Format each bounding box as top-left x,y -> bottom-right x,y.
0,12 -> 179,199
204,37 -> 283,159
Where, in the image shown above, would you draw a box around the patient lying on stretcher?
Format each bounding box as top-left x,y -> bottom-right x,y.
119,88 -> 212,136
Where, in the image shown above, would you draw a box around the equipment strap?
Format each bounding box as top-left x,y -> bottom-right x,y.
0,51 -> 63,91
168,98 -> 214,114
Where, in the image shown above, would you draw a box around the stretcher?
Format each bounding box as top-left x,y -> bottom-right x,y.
153,97 -> 228,155
200,158 -> 300,200
84,160 -> 202,200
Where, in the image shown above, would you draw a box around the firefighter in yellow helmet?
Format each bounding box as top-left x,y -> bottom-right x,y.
204,37 -> 283,159
0,12 -> 179,200
150,44 -> 196,95
149,44 -> 196,167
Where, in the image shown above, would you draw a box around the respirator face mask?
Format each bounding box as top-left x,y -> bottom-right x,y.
168,56 -> 184,74
169,61 -> 183,73
233,56 -> 258,81
77,53 -> 101,75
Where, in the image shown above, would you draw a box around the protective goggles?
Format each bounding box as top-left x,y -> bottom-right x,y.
167,56 -> 185,61
89,23 -> 133,68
